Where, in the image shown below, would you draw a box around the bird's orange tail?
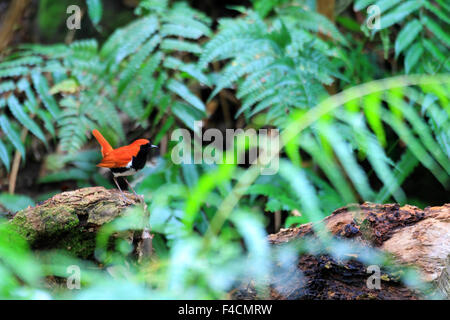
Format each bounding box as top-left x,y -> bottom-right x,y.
92,129 -> 113,157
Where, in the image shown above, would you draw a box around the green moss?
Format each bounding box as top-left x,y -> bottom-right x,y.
10,205 -> 78,244
39,206 -> 78,234
8,189 -> 132,259
57,228 -> 97,259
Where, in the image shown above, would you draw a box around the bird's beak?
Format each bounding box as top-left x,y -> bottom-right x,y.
151,145 -> 158,148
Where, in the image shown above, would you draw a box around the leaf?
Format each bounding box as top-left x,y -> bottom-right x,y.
373,0 -> 403,14
364,91 -> 386,146
163,57 -> 210,85
278,160 -> 324,223
0,115 -> 25,160
31,71 -> 60,118
382,109 -> 447,186
0,139 -> 10,171
400,99 -> 450,174
0,66 -> 29,78
324,125 -> 375,200
101,16 -> 158,63
0,193 -> 34,213
354,0 -> 376,11
395,19 -> 422,58
36,110 -> 55,138
167,79 -> 205,112
422,39 -> 446,64
404,42 -> 424,73
117,35 -> 160,94
49,79 -> 79,94
171,102 -> 205,131
424,1 -> 450,24
160,39 -> 202,54
87,0 -> 103,26
422,15 -> 450,46
161,23 -> 203,39
0,81 -> 15,94
375,150 -> 419,202
379,0 -> 423,29
7,95 -> 47,144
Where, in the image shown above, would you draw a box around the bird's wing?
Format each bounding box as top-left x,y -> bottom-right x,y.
96,144 -> 141,168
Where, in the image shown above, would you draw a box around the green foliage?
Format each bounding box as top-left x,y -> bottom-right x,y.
200,9 -> 344,126
0,1 -> 210,171
355,0 -> 450,74
279,76 -> 450,223
197,6 -> 449,224
0,194 -> 34,215
86,0 -> 103,27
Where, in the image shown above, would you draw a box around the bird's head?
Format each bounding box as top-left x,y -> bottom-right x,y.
132,139 -> 158,149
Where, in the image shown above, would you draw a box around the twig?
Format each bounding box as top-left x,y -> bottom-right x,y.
137,196 -> 154,262
274,210 -> 281,233
64,9 -> 84,44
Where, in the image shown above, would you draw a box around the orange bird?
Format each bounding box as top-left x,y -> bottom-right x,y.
92,129 -> 157,199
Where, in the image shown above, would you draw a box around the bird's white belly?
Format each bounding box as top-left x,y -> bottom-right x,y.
111,160 -> 136,177
112,168 -> 136,177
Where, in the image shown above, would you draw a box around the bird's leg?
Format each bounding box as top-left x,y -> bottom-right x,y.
113,176 -> 131,203
123,178 -> 139,197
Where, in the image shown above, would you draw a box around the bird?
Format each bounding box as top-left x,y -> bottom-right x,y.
92,129 -> 157,201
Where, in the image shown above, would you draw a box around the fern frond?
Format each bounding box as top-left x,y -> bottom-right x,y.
0,139 -> 10,171
7,95 -> 46,144
356,0 -> 450,73
31,71 -> 60,118
0,115 -> 26,160
161,39 -> 202,54
167,79 -> 205,112
201,11 -> 339,124
118,35 -> 161,94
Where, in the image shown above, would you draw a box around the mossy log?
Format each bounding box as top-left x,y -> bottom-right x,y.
9,187 -> 142,259
233,203 -> 450,300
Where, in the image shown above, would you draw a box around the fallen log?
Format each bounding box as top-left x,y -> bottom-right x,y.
233,203 -> 449,300
9,187 -> 143,259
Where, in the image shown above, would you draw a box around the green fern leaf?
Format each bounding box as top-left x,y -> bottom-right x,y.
422,15 -> 450,46
395,19 -> 422,58
7,95 -> 47,144
167,79 -> 205,112
171,101 -> 205,131
0,115 -> 25,160
31,71 -> 60,117
161,23 -> 203,39
161,39 -> 202,54
87,0 -> 103,26
379,0 -> 423,29
0,81 -> 15,94
0,139 -> 10,171
118,35 -> 160,94
0,66 -> 29,78
0,56 -> 43,69
404,42 -> 424,73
